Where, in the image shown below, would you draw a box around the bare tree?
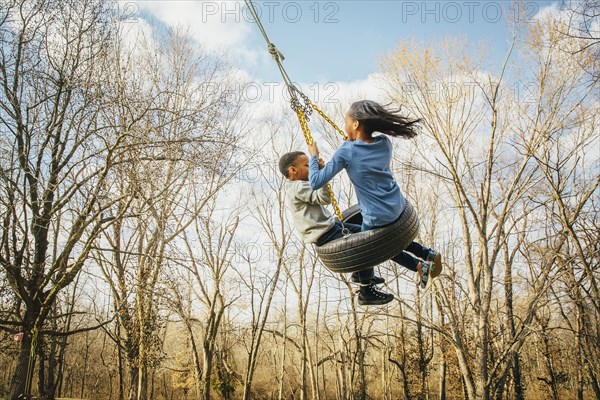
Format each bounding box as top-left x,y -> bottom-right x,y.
236,153 -> 288,400
529,76 -> 600,399
558,0 -> 600,80
2,1 -> 598,399
92,24 -> 245,400
0,1 -> 124,398
167,198 -> 242,400
379,12 -> 596,398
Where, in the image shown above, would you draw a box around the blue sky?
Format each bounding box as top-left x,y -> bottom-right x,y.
137,1 -> 558,85
134,0 -> 560,97
240,0 -> 557,81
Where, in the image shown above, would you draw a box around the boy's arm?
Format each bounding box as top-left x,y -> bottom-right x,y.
295,181 -> 332,205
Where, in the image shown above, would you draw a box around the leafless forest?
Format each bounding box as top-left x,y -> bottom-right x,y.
1,1 -> 598,399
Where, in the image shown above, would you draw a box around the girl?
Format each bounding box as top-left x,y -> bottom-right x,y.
308,100 -> 442,287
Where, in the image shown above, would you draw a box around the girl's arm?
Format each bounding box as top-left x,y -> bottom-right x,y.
308,142 -> 350,190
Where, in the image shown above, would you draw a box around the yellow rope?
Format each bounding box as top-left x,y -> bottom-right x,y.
327,184 -> 344,224
310,102 -> 347,140
296,108 -> 344,223
244,0 -> 347,225
295,108 -> 314,146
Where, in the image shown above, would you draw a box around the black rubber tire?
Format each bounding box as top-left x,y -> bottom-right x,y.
316,202 -> 419,273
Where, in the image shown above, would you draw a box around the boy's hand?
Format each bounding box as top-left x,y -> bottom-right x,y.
307,141 -> 319,157
318,157 -> 325,169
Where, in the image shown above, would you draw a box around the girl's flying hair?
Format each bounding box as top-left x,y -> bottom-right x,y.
348,100 -> 420,139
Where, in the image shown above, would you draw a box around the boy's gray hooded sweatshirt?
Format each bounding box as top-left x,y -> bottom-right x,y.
285,180 -> 335,244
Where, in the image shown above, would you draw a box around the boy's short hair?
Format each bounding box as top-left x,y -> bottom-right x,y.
278,151 -> 305,178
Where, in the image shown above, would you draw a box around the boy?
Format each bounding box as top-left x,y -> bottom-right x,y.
279,151 -> 394,306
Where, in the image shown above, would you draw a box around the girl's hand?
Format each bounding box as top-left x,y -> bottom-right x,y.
318,157 -> 326,169
307,141 -> 319,157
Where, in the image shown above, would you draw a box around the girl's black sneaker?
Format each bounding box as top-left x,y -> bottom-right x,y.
426,250 -> 443,279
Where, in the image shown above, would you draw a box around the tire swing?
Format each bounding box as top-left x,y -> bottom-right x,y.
316,203 -> 420,274
244,0 -> 419,274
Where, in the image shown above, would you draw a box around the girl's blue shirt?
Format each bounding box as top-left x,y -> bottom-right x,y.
308,135 -> 407,229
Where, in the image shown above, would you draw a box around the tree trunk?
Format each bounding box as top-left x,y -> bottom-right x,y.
503,241 -> 524,400
10,334 -> 35,400
588,363 -> 600,400
38,343 -> 46,400
55,330 -> 70,397
576,305 -> 585,400
9,309 -> 40,400
358,345 -> 367,400
438,345 -> 447,400
41,330 -> 59,400
436,299 -> 447,400
477,309 -> 490,400
541,332 -> 560,400
117,322 -> 125,400
278,302 -> 288,400
305,334 -> 319,400
128,366 -> 139,400
202,348 -> 213,400
80,333 -> 91,400
138,363 -> 148,400
400,367 -> 410,400
511,353 -> 525,400
415,289 -> 430,399
185,323 -> 203,400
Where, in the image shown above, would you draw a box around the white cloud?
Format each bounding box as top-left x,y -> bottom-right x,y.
329,73 -> 390,103
240,73 -> 389,121
534,1 -> 600,36
131,1 -> 394,135
137,0 -> 260,65
533,2 -> 563,21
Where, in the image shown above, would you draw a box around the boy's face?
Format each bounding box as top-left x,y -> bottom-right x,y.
288,154 -> 309,181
